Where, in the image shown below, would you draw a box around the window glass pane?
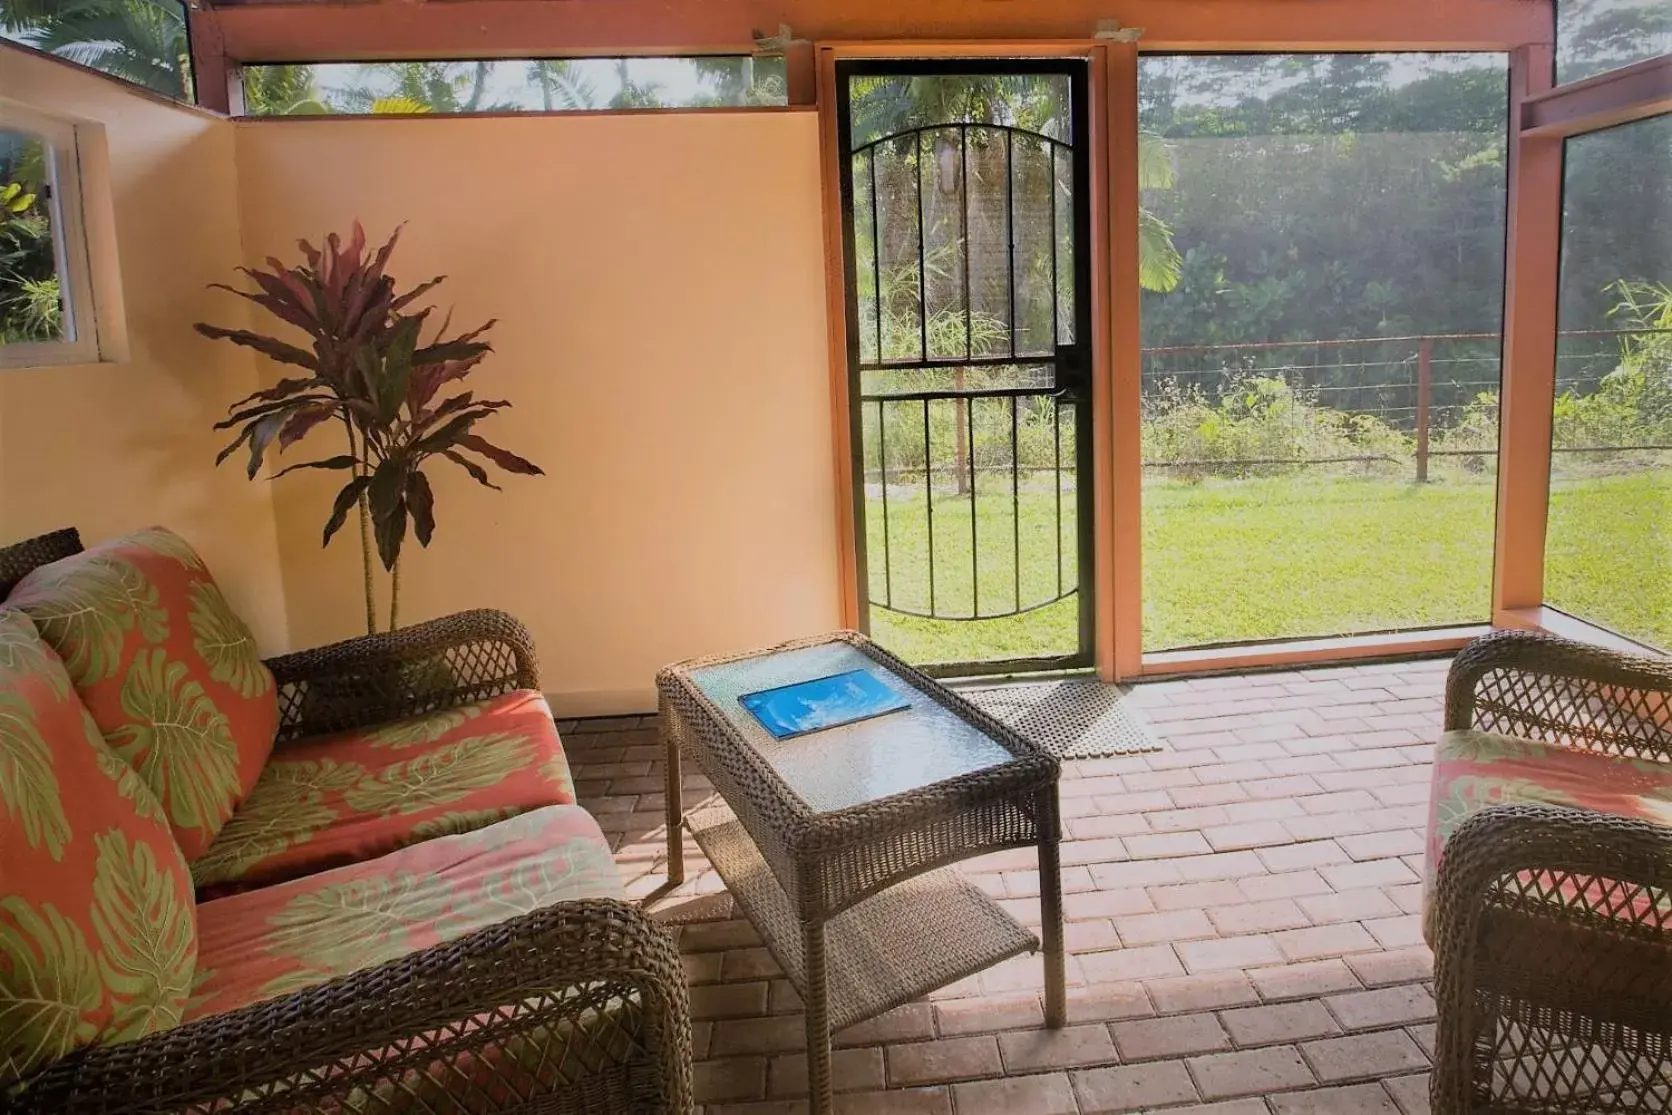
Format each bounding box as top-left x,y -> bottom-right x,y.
0,0 -> 195,103
1547,114 -> 1672,650
1557,0 -> 1672,84
241,57 -> 788,116
0,128 -> 68,347
1138,54 -> 1510,651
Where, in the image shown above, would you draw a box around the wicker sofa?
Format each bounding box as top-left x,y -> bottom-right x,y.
0,527 -> 691,1115
1425,630 -> 1672,1114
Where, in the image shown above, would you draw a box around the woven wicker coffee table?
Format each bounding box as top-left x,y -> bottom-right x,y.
657,631 -> 1065,1114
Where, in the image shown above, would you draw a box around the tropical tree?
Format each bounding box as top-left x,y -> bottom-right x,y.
0,0 -> 191,101
241,64 -> 327,117
336,61 -> 505,115
528,60 -> 603,111
849,74 -> 1182,294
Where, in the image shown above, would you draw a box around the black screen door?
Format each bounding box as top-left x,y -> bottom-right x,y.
837,59 -> 1094,675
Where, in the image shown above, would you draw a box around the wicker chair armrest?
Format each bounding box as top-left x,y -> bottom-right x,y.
1444,630 -> 1672,762
1430,804 -> 1672,1111
8,898 -> 692,1115
265,608 -> 541,742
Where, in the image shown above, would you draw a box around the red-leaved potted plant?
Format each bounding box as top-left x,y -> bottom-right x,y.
197,223 -> 541,633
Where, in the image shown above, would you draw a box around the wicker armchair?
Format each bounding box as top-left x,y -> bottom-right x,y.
1431,630 -> 1672,1115
0,527 -> 691,1114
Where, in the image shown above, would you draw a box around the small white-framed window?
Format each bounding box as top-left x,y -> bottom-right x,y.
1,100 -> 100,369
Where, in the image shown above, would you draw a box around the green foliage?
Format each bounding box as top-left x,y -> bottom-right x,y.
0,0 -> 192,101
1,156 -> 61,344
239,65 -> 328,117
196,224 -> 544,604
1141,375 -> 1410,479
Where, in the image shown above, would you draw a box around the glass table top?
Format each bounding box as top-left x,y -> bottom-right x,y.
686,641 -> 1014,813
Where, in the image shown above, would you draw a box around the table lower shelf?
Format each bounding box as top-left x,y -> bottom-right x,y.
686,799 -> 1039,1033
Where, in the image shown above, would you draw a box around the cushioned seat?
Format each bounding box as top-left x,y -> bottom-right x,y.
192,690 -> 577,895
189,804 -> 622,1022
1422,728 -> 1672,942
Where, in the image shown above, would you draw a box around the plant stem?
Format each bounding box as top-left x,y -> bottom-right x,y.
388,550 -> 401,632
345,418 -> 378,635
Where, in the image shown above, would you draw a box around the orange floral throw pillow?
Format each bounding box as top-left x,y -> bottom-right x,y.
0,608 -> 197,1086
7,527 -> 278,862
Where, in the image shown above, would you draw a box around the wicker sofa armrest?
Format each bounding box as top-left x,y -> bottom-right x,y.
1430,804 -> 1672,1113
1445,630 -> 1672,762
7,898 -> 691,1115
265,608 -> 541,742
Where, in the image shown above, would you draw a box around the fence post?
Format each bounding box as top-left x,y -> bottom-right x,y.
1416,338 -> 1433,483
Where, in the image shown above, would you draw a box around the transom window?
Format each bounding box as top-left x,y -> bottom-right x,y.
239,56 -> 789,116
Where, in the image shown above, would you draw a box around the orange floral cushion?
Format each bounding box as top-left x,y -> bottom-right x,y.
8,528 -> 278,862
0,609 -> 197,1085
192,690 -> 576,895
1422,728 -> 1672,942
188,805 -> 620,1021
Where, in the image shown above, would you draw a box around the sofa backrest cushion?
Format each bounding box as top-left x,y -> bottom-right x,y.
0,608 -> 197,1085
7,527 -> 278,861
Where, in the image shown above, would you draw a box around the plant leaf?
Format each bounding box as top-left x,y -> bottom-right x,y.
214,395 -> 337,433
368,459 -> 409,571
407,470 -> 436,547
246,413 -> 288,479
276,401 -> 338,450
390,275 -> 445,313
378,315 -> 423,425
411,337 -> 492,368
270,455 -> 358,479
457,433 -> 544,476
322,475 -> 372,547
193,324 -> 318,371
442,450 -> 502,490
224,376 -> 323,412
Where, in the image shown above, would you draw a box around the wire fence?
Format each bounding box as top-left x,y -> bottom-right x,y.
1139,326 -> 1672,481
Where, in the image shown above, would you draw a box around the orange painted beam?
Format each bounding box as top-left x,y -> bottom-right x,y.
199,0 -> 1548,64
815,46 -> 861,631
1522,55 -> 1672,138
1101,43 -> 1144,682
1141,626 -> 1488,678
1492,43 -> 1562,616
1088,47 -> 1116,682
188,6 -> 233,113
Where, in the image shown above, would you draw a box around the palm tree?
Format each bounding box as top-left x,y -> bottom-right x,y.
241,64 -> 328,116
0,0 -> 192,101
338,61 -> 504,114
528,60 -> 605,111
851,74 -> 1182,294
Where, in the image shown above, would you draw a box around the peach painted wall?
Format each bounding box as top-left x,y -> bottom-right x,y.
233,111 -> 840,715
0,46 -> 290,650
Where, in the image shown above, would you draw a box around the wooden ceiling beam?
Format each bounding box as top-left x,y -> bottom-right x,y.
1520,55 -> 1672,138
198,0 -> 1548,64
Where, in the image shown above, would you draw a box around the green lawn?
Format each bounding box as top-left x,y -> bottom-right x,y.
866,469 -> 1671,664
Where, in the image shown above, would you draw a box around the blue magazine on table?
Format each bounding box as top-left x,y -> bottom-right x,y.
739,668 -> 911,739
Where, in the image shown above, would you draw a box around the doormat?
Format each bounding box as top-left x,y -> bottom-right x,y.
959,678 -> 1163,760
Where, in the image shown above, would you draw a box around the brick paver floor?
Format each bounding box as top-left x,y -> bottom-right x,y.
562,655 -> 1451,1114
